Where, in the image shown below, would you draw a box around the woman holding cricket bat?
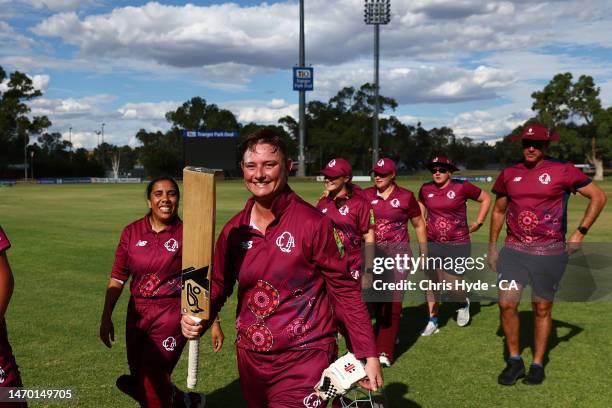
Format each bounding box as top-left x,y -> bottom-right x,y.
0,226 -> 27,407
99,177 -> 223,408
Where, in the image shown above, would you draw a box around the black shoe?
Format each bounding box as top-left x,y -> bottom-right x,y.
523,365 -> 545,385
116,374 -> 139,402
497,359 -> 525,385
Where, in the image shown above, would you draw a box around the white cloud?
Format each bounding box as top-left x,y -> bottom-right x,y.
0,73 -> 50,94
451,109 -> 531,141
0,21 -> 36,48
223,99 -> 298,124
30,94 -> 115,118
118,101 -> 180,121
22,0 -> 94,12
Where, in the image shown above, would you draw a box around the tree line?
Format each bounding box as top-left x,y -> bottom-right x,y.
1,65 -> 610,180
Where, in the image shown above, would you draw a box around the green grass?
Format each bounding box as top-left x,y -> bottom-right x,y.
1,178 -> 611,407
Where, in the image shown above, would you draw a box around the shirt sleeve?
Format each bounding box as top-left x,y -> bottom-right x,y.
0,227 -> 11,253
111,226 -> 131,283
463,181 -> 482,200
564,163 -> 592,193
313,216 -> 376,359
417,186 -> 424,203
492,169 -> 507,197
407,193 -> 422,219
208,226 -> 238,324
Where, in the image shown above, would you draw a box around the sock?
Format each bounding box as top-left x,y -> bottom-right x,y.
429,316 -> 438,325
509,355 -> 522,362
531,362 -> 544,368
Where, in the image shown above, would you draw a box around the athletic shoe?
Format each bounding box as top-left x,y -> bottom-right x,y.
183,392 -> 206,408
497,358 -> 525,386
379,353 -> 392,367
522,365 -> 545,385
456,299 -> 471,327
116,374 -> 138,402
420,320 -> 439,336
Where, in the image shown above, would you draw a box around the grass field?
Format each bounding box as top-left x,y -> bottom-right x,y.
1,176 -> 612,407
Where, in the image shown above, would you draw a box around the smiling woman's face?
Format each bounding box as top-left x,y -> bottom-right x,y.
147,179 -> 179,224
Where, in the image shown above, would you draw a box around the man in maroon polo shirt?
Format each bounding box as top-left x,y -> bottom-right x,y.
489,123 -> 607,386
181,129 -> 382,408
0,226 -> 27,407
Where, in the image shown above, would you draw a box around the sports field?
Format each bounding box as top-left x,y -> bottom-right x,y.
2,177 -> 611,407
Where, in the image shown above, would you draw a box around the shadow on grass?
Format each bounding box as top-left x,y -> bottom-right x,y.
205,378 -> 246,408
496,312 -> 583,366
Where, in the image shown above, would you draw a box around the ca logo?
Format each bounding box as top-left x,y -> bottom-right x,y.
377,159 -> 385,167
162,336 -> 176,351
275,231 -> 295,253
390,198 -> 400,208
164,238 -> 178,252
539,173 -> 551,185
328,159 -> 336,168
339,205 -> 349,216
447,190 -> 456,199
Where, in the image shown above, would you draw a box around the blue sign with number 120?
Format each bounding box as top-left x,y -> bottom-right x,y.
293,67 -> 313,91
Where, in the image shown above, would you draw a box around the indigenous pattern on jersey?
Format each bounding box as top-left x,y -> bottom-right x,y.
111,216 -> 183,298
316,194 -> 374,254
209,187 -> 376,359
492,158 -> 591,254
362,185 -> 421,243
418,180 -> 482,243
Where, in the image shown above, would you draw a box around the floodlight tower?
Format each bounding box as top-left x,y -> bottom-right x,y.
364,0 -> 391,166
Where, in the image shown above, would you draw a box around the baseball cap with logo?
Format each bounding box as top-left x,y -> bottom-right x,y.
426,156 -> 459,172
320,157 -> 353,179
511,123 -> 560,141
372,157 -> 396,175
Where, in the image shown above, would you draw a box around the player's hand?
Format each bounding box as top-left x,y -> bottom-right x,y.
99,317 -> 115,348
358,357 -> 383,392
487,245 -> 499,272
211,320 -> 224,352
468,222 -> 482,233
567,230 -> 585,255
181,314 -> 204,340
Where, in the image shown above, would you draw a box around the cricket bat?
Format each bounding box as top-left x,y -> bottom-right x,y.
181,166 -> 216,389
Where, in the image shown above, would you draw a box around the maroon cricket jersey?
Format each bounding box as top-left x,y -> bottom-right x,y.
111,216 -> 183,298
209,187 -> 376,359
418,180 -> 482,243
315,194 -> 374,254
362,185 -> 421,243
492,158 -> 591,254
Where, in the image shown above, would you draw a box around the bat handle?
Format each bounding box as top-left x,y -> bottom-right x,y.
187,316 -> 202,390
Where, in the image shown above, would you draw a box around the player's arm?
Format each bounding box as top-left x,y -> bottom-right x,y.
488,195 -> 508,271
0,251 -> 15,320
99,278 -> 124,348
410,215 -> 428,258
568,182 -> 607,244
469,190 -> 491,233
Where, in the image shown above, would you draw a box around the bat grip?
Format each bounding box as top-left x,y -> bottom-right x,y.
187,316 -> 202,390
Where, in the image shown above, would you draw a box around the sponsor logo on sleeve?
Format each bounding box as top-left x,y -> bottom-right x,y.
538,173 -> 551,185
390,198 -> 400,208
164,238 -> 179,252
136,240 -> 148,247
275,231 -> 295,253
446,190 -> 456,199
162,336 -> 177,351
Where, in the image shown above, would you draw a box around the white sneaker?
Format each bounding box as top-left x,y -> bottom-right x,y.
456,299 -> 471,327
420,320 -> 439,336
379,353 -> 392,367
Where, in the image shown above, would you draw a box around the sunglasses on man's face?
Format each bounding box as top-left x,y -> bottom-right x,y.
522,140 -> 547,150
373,172 -> 391,178
430,167 -> 448,174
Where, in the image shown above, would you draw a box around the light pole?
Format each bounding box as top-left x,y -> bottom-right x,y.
30,150 -> 34,181
297,0 -> 306,177
364,0 -> 391,166
69,126 -> 73,161
101,123 -> 105,145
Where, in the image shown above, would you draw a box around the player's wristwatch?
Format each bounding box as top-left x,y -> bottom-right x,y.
577,226 -> 589,235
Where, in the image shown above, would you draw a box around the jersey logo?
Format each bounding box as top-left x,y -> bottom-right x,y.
162,336 -> 177,351
371,199 -> 379,205
240,240 -> 253,249
447,190 -> 456,199
321,208 -> 328,214
303,392 -> 322,408
135,240 -> 148,247
513,176 -> 522,182
0,365 -> 5,384
539,173 -> 551,185
390,198 -> 400,208
427,193 -> 434,198
164,238 -> 179,252
350,270 -> 360,280
275,231 -> 295,253
376,158 -> 385,167
338,205 -> 349,216
327,159 -> 336,168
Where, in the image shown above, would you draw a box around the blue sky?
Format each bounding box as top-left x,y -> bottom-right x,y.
1,0 -> 611,149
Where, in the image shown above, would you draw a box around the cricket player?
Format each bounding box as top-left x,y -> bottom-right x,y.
99,178 -> 223,407
418,156 -> 490,333
0,226 -> 27,407
489,123 -> 607,385
363,158 -> 427,366
181,129 -> 383,408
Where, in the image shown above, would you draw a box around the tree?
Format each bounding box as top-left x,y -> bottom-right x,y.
532,73 -> 610,180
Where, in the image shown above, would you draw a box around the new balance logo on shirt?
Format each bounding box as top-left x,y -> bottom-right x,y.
136,240 -> 148,247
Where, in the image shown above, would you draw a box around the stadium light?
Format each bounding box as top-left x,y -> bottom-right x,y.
364,0 -> 391,166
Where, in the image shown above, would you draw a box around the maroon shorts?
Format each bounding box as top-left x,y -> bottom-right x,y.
125,297 -> 187,408
236,343 -> 337,408
0,318 -> 23,388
